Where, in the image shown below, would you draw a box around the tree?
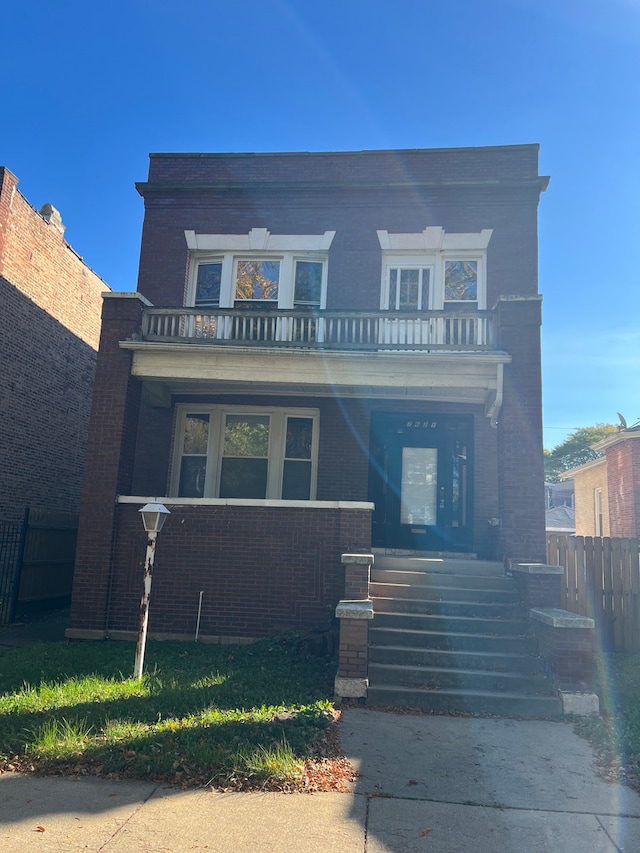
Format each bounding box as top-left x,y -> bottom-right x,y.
544,423 -> 617,482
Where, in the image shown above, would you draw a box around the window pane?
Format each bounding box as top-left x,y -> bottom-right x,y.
445,260 -> 477,301
220,458 -> 268,498
399,269 -> 420,310
400,447 -> 437,526
195,263 -> 222,305
294,261 -> 322,305
282,460 -> 311,500
223,415 -> 270,457
285,417 -> 313,459
389,269 -> 397,309
421,269 -> 430,309
183,414 -> 209,455
235,260 -> 280,300
179,456 -> 207,498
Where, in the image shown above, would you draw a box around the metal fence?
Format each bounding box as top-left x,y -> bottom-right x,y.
0,514 -> 27,626
0,508 -> 78,627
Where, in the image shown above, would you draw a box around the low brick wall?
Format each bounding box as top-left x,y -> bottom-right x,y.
68,501 -> 372,641
530,608 -> 596,693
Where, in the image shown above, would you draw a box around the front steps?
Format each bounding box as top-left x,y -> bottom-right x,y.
367,555 -> 563,716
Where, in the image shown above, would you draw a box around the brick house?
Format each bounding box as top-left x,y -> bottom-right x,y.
561,422 -> 640,537
0,167 -> 108,525
67,146 -> 549,642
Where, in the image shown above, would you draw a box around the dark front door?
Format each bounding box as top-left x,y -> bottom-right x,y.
369,413 -> 473,552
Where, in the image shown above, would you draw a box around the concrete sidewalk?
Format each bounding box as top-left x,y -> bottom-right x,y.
2,708 -> 640,852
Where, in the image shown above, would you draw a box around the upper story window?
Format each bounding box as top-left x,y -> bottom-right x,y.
378,227 -> 492,310
185,228 -> 335,310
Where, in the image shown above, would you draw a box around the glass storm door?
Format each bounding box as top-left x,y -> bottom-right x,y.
369,413 -> 472,552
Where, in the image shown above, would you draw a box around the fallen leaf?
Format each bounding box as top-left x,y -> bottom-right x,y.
420,829 -> 432,837
36,826 -> 46,833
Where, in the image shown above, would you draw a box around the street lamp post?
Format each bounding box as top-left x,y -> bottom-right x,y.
134,502 -> 170,679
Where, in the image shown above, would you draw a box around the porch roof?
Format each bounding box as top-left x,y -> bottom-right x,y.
120,340 -> 510,419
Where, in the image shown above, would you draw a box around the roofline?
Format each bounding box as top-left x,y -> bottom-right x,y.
147,143 -> 542,159
559,456 -> 607,480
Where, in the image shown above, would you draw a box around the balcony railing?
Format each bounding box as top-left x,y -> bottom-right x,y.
140,308 -> 494,352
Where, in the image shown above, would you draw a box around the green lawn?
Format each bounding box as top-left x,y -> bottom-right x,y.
0,634 -> 349,791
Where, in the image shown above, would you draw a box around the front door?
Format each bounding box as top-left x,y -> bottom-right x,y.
369,413 -> 473,552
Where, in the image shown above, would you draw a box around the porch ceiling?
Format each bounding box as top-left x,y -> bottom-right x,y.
121,342 -> 510,411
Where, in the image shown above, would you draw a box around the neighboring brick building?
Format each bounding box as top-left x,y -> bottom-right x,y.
0,167 -> 109,524
68,145 -> 549,642
561,422 -> 640,537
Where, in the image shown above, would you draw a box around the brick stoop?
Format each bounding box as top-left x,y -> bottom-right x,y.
366,555 -> 563,716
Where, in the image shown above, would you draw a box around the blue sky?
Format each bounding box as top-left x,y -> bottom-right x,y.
3,0 -> 639,448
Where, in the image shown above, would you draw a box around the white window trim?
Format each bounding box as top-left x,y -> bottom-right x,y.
185,228 -> 335,310
171,404 -> 320,501
378,227 -> 492,311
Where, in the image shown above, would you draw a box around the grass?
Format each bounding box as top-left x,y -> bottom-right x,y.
0,633 -> 352,791
575,652 -> 640,787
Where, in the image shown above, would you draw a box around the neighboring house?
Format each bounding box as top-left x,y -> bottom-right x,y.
545,480 -> 574,510
545,504 -> 575,534
560,421 -> 640,537
67,145 -> 549,642
0,167 -> 109,525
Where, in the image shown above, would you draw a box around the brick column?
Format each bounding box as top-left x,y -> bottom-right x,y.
67,293 -> 150,638
530,608 -> 599,715
334,553 -> 374,700
511,562 -> 562,609
495,297 -> 546,563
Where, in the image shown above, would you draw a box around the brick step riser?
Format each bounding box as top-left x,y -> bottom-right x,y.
374,612 -> 529,635
366,686 -> 563,717
368,663 -> 555,695
372,597 -> 525,619
371,570 -> 515,591
369,628 -> 537,654
369,645 -> 544,674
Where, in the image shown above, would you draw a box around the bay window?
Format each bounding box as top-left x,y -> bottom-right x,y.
172,406 -> 319,500
185,228 -> 334,309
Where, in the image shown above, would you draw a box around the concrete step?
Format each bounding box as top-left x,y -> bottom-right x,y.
373,611 -> 530,636
372,554 -> 505,576
371,570 -> 517,593
368,644 -> 544,675
368,662 -> 556,695
369,626 -> 538,654
370,580 -> 520,604
372,595 -> 525,619
366,684 -> 563,717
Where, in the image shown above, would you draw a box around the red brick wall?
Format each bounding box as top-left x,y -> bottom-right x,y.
0,168 -> 108,523
606,439 -> 640,537
496,297 -> 546,562
69,296 -> 146,633
90,502 -> 371,640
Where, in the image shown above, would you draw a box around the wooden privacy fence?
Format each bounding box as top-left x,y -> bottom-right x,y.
546,534 -> 640,652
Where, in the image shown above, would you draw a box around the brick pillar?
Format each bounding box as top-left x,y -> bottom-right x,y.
530,609 -> 599,714
511,562 -> 562,609
334,553 -> 374,700
67,293 -> 150,638
495,297 -> 546,563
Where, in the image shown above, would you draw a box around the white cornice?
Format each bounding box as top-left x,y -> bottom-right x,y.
377,226 -> 493,252
184,228 -> 336,252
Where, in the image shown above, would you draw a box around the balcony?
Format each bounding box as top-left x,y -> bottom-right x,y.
140,307 -> 494,352
120,305 -> 508,413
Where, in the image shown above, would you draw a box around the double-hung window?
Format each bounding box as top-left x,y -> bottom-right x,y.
378,227 -> 492,310
185,228 -> 335,309
173,406 -> 319,501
